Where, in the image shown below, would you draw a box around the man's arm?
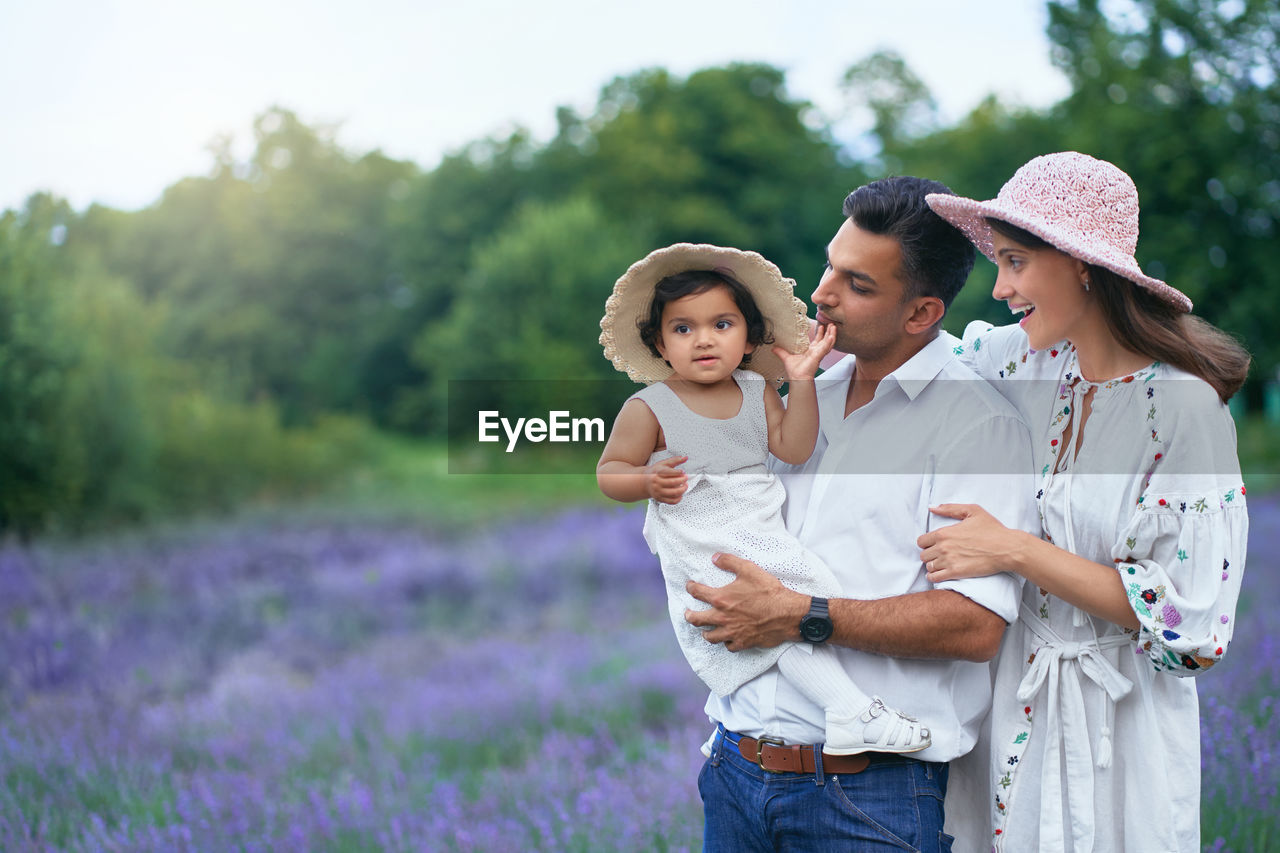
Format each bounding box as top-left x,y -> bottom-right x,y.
685,552 -> 1005,662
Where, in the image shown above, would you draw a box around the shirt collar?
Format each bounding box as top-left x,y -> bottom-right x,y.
813,333 -> 955,428
817,334 -> 955,392
885,331 -> 956,400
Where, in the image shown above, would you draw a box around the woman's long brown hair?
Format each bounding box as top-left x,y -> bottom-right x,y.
987,218 -> 1250,402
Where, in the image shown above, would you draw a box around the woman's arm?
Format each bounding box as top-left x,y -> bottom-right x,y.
596,398 -> 688,504
917,503 -> 1139,629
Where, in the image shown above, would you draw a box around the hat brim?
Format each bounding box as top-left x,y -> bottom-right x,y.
926,194 -> 1192,313
599,243 -> 811,385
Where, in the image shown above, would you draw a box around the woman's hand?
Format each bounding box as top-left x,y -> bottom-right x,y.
775,322 -> 836,381
917,503 -> 1025,582
645,455 -> 688,504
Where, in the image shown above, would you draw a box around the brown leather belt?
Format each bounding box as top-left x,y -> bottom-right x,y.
733,733 -> 872,775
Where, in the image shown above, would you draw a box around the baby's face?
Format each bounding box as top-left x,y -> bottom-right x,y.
655,285 -> 754,384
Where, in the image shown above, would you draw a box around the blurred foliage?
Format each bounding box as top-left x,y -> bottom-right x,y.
841,50 -> 940,168
887,0 -> 1280,383
412,195 -> 648,434
393,64 -> 858,432
1,196 -> 84,531
87,109 -> 418,424
3,2 -> 1277,535
0,193 -> 376,536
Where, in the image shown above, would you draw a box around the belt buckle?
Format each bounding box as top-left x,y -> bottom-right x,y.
755,735 -> 785,772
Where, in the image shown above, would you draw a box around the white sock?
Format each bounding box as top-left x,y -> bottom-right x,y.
776,644 -> 872,722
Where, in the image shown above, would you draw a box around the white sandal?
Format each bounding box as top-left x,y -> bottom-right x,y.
822,696 -> 932,756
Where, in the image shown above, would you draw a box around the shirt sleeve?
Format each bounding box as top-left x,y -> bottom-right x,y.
1113,384 -> 1248,677
929,415 -> 1040,624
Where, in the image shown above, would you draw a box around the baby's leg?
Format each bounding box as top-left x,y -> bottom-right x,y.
776,645 -> 931,755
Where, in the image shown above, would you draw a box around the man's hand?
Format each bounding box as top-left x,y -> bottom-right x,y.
645,455 -> 688,504
684,553 -> 808,651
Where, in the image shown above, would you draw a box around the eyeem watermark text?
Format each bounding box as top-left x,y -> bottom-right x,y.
478,410 -> 606,453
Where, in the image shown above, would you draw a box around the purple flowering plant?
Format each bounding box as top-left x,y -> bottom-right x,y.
0,496 -> 1276,851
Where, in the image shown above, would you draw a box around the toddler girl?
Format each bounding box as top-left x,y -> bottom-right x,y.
596,243 -> 930,756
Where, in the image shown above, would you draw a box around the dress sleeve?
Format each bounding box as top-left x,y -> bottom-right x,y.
1112,383 -> 1248,677
954,321 -> 1028,382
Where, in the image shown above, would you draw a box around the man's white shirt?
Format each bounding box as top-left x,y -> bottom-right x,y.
705,331 -> 1039,763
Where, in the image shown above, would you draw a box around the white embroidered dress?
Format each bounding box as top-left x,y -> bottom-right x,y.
632,369 -> 841,697
957,322 -> 1248,853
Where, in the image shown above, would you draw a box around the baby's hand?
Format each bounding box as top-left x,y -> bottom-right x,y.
775,322 -> 836,381
646,455 -> 688,504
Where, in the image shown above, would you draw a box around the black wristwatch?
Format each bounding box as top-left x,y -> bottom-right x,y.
799,596 -> 833,644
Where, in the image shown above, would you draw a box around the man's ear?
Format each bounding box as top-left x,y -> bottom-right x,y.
904,297 -> 945,335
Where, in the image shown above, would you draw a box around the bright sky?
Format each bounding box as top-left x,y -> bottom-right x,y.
0,0 -> 1070,213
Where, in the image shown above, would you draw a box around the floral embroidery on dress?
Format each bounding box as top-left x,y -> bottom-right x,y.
992,708 -> 1035,844
1125,578 -> 1227,673
1138,490 -> 1229,514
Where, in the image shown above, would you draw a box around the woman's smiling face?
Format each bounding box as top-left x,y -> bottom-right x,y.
990,229 -> 1092,351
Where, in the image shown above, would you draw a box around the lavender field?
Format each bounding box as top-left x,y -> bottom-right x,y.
1,496 -> 1277,852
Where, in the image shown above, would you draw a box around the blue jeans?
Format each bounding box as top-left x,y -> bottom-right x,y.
699,727 -> 954,852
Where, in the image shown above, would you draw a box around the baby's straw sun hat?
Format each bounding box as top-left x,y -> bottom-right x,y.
599,243 -> 811,385
925,151 -> 1192,312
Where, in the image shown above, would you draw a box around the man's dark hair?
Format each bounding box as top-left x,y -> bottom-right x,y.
637,270 -> 772,365
842,176 -> 976,310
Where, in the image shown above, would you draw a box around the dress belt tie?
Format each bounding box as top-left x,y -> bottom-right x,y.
1015,602 -> 1134,853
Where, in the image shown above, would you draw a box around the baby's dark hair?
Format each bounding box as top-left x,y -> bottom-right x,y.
637,270 -> 772,366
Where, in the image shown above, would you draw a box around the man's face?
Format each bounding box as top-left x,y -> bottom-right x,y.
811,218 -> 915,361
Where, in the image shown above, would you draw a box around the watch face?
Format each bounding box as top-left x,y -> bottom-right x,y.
800,616 -> 832,643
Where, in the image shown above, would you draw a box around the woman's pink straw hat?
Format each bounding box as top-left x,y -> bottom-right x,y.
926,151 -> 1192,312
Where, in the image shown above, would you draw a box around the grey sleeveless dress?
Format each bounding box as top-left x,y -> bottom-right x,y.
632,369 -> 842,696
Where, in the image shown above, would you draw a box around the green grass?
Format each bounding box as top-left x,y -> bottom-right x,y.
287,432 -> 610,528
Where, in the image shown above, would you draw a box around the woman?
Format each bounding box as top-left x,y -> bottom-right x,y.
918,152 -> 1249,852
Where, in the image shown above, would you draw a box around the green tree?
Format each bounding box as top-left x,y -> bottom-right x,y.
557,64 -> 860,283
92,108 -> 418,424
0,195 -> 86,533
409,195 -> 649,434
840,49 -> 939,174
877,3 -> 1277,375
1043,0 -> 1280,380
393,64 -> 859,435
382,131 -> 549,429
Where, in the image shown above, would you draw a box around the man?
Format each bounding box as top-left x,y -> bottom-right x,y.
684,176 -> 1038,852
